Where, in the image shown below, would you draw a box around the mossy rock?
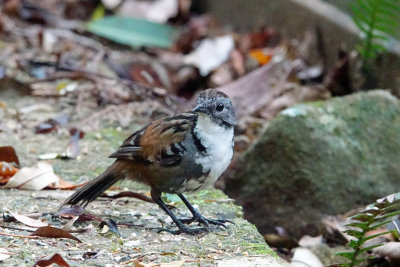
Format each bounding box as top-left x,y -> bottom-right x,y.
225,90 -> 400,238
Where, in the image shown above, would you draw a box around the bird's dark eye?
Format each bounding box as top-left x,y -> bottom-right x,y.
216,103 -> 224,112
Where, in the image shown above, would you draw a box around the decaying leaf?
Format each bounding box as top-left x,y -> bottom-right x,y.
31,226 -> 81,242
82,251 -> 98,259
46,179 -> 86,190
5,162 -> 59,190
34,253 -> 70,267
55,205 -> 102,222
0,146 -> 20,166
119,0 -> 178,23
184,36 -> 234,76
9,211 -> 48,228
0,162 -> 18,184
0,248 -> 11,261
99,219 -> 121,237
263,233 -> 298,249
35,113 -> 69,134
61,217 -> 79,232
218,60 -> 330,120
249,49 -> 273,66
65,129 -> 81,159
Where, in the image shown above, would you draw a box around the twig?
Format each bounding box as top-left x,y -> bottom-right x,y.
29,64 -> 182,110
117,223 -> 146,228
101,191 -> 155,204
0,232 -> 38,239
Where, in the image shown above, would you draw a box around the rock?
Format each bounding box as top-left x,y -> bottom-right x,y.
225,90 -> 400,238
291,248 -> 323,267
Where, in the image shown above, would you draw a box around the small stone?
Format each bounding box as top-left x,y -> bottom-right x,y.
118,256 -> 130,263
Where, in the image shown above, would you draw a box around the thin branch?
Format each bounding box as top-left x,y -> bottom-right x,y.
0,232 -> 38,239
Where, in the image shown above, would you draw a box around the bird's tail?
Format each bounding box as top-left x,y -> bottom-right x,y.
63,161 -> 126,207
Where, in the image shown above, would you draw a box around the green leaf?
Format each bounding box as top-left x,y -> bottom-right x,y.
344,229 -> 364,239
350,213 -> 374,222
359,230 -> 393,246
86,16 -> 178,48
350,0 -> 400,61
348,239 -> 361,250
359,243 -> 383,253
380,202 -> 400,213
90,4 -> 105,21
336,251 -> 354,260
370,219 -> 395,230
345,221 -> 369,230
375,210 -> 400,222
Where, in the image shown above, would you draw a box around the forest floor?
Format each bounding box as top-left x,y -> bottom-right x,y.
0,84 -> 285,266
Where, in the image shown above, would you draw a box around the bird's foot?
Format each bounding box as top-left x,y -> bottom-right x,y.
158,224 -> 208,235
179,213 -> 234,229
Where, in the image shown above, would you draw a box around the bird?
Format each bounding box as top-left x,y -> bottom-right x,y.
63,89 -> 237,235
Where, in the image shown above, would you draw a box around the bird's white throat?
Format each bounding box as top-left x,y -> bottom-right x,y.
193,113 -> 234,184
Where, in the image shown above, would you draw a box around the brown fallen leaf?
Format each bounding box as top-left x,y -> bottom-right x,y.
35,113 -> 69,134
46,179 -> 86,190
5,162 -> 59,190
0,248 -> 11,261
34,253 -> 70,267
218,60 -> 330,120
264,233 -> 298,249
9,211 -> 48,228
0,146 -> 20,166
55,205 -> 102,222
31,226 -> 81,243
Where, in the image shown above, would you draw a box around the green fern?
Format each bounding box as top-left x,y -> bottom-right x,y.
350,0 -> 400,64
334,193 -> 400,267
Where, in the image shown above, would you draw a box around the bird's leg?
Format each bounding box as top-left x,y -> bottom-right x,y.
151,190 -> 206,235
178,194 -> 233,229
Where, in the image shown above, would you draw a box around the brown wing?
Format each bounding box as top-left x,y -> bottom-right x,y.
109,113 -> 196,166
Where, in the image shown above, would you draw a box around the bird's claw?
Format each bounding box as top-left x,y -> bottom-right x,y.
179,215 -> 234,229
157,225 -> 208,235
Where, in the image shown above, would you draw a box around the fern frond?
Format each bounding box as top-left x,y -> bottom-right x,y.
336,192 -> 400,266
351,0 -> 400,63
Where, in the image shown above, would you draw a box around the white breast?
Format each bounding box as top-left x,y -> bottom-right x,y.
193,114 -> 234,186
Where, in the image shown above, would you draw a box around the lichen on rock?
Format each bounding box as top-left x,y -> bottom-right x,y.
225,90 -> 400,238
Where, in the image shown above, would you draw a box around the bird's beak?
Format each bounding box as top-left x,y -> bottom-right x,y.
225,117 -> 237,126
